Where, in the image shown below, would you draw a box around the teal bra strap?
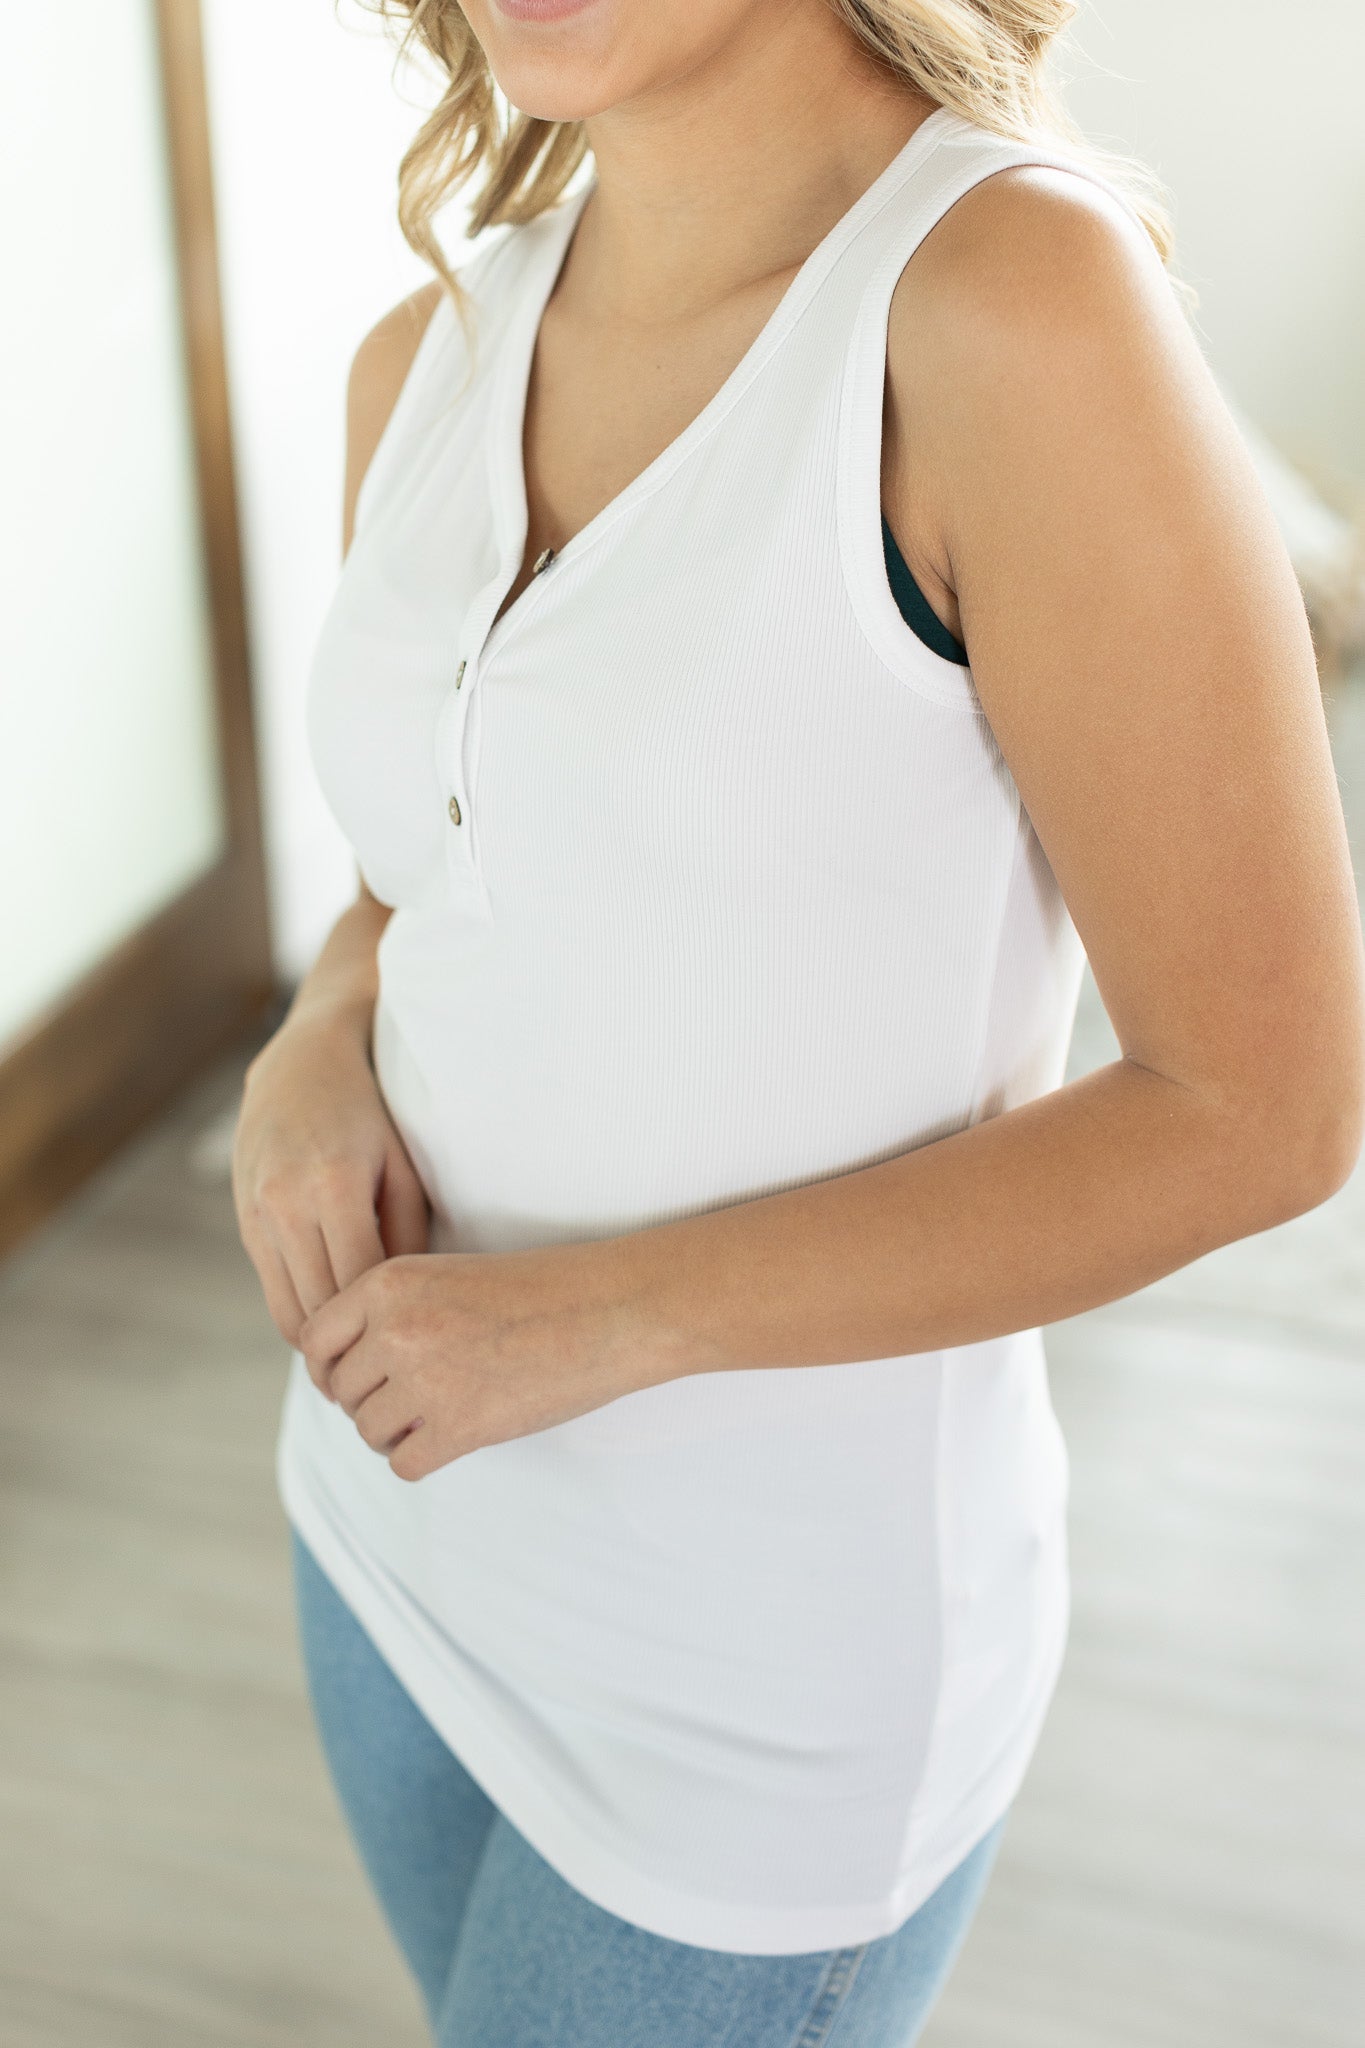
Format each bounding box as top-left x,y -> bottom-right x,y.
881,514 -> 969,666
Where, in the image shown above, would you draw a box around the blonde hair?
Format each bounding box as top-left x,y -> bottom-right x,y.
357,0 -> 1182,323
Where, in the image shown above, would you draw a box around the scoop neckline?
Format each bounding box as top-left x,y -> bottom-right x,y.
478,103 -> 959,664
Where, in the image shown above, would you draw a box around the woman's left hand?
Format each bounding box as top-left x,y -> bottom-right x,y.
297,1247 -> 666,1480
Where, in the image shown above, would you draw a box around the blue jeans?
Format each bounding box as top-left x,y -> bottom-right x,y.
291,1530 -> 1007,2047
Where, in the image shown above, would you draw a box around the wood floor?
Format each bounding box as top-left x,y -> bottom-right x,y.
1,679 -> 1362,2046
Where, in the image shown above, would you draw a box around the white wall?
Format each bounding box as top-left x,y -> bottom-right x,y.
203,1 -> 1365,981
1,2 -> 226,1046
1061,0 -> 1365,494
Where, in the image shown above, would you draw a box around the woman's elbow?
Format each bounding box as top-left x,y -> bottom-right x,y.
1262,1048 -> 1365,1223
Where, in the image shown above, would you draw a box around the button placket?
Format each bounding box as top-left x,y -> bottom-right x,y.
437,642 -> 488,916
441,655 -> 473,840
439,547 -> 561,917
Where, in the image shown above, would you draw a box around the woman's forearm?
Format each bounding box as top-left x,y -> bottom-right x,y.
604,1058 -> 1351,1382
253,887 -> 391,1065
234,883 -> 431,1344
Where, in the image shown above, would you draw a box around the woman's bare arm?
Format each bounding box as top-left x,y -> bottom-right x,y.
275,277 -> 447,1032
340,279 -> 443,559
233,281 -> 444,1345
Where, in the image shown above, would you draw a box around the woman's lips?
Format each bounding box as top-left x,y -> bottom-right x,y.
491,0 -> 601,23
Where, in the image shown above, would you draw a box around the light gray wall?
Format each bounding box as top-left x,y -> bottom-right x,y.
1061,0 -> 1365,493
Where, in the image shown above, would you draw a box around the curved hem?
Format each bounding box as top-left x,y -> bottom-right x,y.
277,1427 -> 1056,1958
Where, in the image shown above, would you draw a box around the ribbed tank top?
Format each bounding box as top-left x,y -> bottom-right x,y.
277,107 -> 1149,1954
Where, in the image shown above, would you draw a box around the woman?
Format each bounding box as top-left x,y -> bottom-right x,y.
233,2 -> 1365,2042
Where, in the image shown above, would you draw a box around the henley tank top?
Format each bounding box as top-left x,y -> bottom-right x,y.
277,106 -> 1151,1955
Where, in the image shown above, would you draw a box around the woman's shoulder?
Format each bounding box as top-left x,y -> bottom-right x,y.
348,276 -> 446,407
891,157 -> 1168,366
884,152 -> 1190,485
343,279 -> 449,547
880,155 -> 1193,625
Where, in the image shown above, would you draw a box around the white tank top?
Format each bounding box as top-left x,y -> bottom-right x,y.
277,106 -> 1149,1954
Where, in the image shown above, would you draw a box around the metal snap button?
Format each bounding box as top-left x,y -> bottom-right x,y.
448,795 -> 462,826
455,659 -> 467,689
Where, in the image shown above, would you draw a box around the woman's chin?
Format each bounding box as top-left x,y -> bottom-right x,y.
489,73 -> 614,124
470,0 -> 629,121
491,54 -> 636,125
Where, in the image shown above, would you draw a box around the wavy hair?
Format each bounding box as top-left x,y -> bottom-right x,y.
355,0 -> 1182,325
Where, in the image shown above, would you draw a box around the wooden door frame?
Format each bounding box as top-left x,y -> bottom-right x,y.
0,0 -> 275,1258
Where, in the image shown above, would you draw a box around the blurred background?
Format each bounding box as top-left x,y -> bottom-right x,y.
0,2 -> 1362,2042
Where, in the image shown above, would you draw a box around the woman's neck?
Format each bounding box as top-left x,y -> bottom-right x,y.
572,14 -> 938,327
